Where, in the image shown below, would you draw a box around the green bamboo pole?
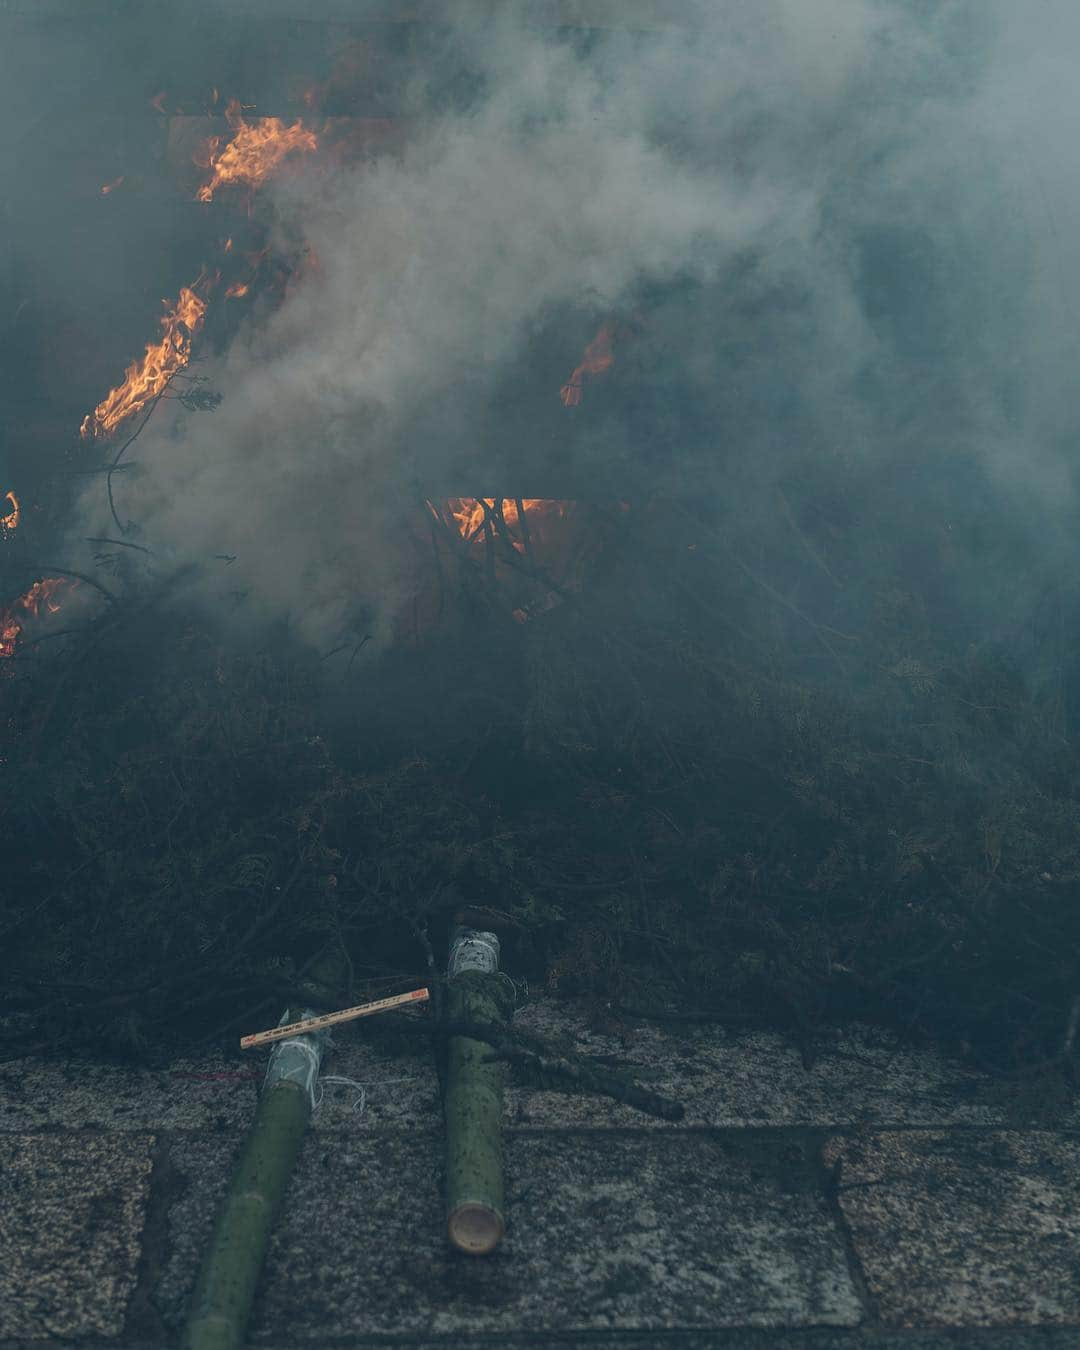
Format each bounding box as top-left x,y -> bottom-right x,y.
182,1036 -> 313,1350
444,934 -> 515,1255
183,953 -> 344,1350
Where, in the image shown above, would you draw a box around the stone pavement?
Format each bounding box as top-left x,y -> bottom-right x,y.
2,999 -> 1079,1349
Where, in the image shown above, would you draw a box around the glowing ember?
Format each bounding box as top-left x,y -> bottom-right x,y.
80,283 -> 208,440
560,322 -> 616,407
0,578 -> 69,659
100,176 -> 124,196
225,281 -> 249,299
196,100 -> 318,203
1,491 -> 19,531
0,614 -> 18,658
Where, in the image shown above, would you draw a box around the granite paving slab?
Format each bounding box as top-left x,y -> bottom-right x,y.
0,1029 -> 438,1134
156,1129 -> 862,1340
2,1003 -> 1074,1134
823,1130 -> 1080,1328
506,1008 -> 1071,1130
0,1132 -> 154,1342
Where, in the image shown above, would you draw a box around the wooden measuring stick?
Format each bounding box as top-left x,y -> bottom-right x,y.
240,987 -> 430,1050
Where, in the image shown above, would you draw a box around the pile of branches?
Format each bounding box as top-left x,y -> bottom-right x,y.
0,575 -> 512,1060
3,442 -> 1080,1086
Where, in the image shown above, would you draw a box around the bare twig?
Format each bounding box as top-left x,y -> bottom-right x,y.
105,370 -> 183,534
427,511 -> 447,620
6,627 -> 89,654
25,564 -> 116,603
439,1019 -> 685,1121
666,499 -> 856,673
515,496 -> 533,561
775,486 -> 841,588
345,636 -> 372,675
67,463 -> 134,476
86,537 -> 153,555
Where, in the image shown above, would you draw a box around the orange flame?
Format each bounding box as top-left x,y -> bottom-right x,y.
0,613 -> 18,659
100,176 -> 124,196
560,322 -> 616,408
80,283 -> 208,440
196,100 -> 318,203
0,578 -> 70,659
225,281 -> 249,299
437,498 -> 568,547
1,491 -> 19,531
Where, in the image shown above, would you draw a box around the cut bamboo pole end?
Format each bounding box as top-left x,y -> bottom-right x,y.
448,1200 -> 505,1255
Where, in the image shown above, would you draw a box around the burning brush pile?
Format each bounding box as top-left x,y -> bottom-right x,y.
3,12 -> 1080,1091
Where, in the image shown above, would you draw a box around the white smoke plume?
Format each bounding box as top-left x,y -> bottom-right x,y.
68,1 -> 1080,649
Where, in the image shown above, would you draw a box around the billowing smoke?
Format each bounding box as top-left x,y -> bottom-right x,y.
62,2 -> 1080,653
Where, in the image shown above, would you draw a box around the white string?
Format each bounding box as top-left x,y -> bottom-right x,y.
312,1074 -> 421,1117
265,1015 -> 422,1118
495,972 -> 530,1008
313,1073 -> 366,1115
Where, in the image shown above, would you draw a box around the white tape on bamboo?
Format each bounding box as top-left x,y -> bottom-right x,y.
447,928 -> 500,977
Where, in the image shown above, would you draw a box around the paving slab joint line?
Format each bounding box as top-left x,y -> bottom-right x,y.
250,1328 -> 1080,1347
818,1135 -> 880,1326
7,1324 -> 1080,1348
121,1130 -> 184,1347
129,1326 -> 1080,1348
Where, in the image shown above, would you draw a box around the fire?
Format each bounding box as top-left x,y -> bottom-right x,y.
196,100 -> 318,203
0,578 -> 69,659
85,97 -> 321,442
437,498 -> 568,548
1,491 -> 18,531
408,499 -> 597,637
80,283 -> 208,439
100,176 -> 124,196
560,322 -> 616,407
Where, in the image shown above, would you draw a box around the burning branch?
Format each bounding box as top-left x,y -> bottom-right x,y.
420,498 -> 579,630
0,578 -> 72,659
196,100 -> 318,203
81,284 -> 209,441
560,322 -> 616,408
436,498 -> 567,551
1,491 -> 19,532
